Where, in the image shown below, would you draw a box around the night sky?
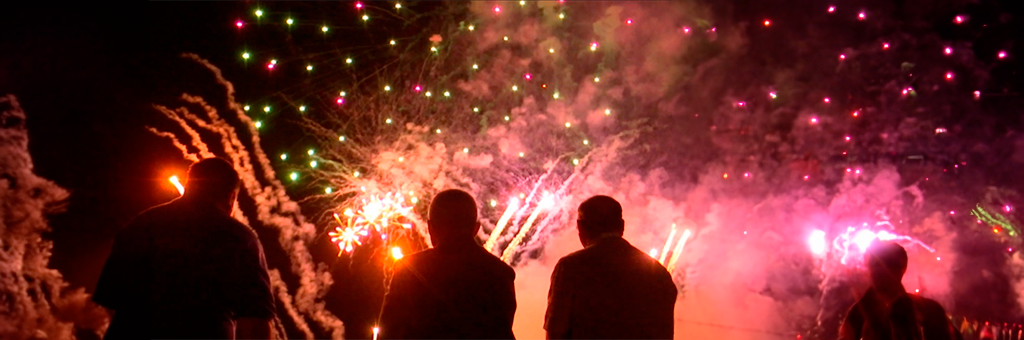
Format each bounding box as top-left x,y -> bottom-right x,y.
1,2 -> 245,292
3,1 -> 1024,338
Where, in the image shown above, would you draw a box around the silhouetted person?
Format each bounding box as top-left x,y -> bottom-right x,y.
379,189 -> 516,339
839,241 -> 958,340
545,195 -> 677,339
94,158 -> 274,339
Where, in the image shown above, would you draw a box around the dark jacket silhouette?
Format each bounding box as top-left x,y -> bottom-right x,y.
545,235 -> 677,339
841,288 -> 959,340
93,198 -> 275,339
379,241 -> 517,339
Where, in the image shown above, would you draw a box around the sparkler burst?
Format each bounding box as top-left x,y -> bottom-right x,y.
328,192 -> 417,255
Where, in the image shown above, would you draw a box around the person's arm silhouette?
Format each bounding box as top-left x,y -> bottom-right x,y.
544,258 -> 573,339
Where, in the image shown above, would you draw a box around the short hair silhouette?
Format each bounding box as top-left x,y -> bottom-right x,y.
428,189 -> 478,234
865,241 -> 908,277
577,195 -> 624,234
186,158 -> 240,200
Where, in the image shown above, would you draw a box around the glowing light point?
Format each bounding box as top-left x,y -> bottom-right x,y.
583,139 -> 589,145
353,171 -> 360,178
824,97 -> 831,103
468,25 -> 475,31
683,27 -> 691,34
769,92 -> 777,99
974,91 -> 981,99
244,105 -> 251,111
310,160 -> 318,168
289,172 -> 299,181
236,21 -> 244,28
594,77 -> 600,83
944,47 -> 953,55
845,136 -> 851,141
839,54 -> 846,60
266,63 -> 275,70
883,42 -> 890,49
853,111 -> 860,117
945,72 -> 954,80
936,257 -> 941,261
763,20 -> 770,26
463,147 -> 469,153
559,13 -> 565,19
493,6 -> 501,13
390,40 -> 396,46
325,187 -> 333,194
435,128 -> 441,134
954,15 -> 964,24
553,92 -> 560,99
520,0 -> 526,5
395,3 -> 401,9
518,152 -> 525,158
321,26 -> 329,33
242,52 -> 250,59
430,46 -> 437,52
280,153 -> 288,160
572,159 -> 579,165
626,18 -> 633,25
503,36 -> 509,41
169,175 -> 185,195
809,230 -> 827,256
425,91 -> 432,97
549,48 -> 555,54
504,116 -> 510,121
355,2 -> 363,9
743,172 -> 750,178
385,118 -> 393,124
286,18 -> 293,25
362,15 -> 369,21
472,63 -> 479,70
443,91 -> 451,97
339,135 -> 346,142
998,51 -> 1007,59
511,85 -> 518,92
828,6 -> 835,13
307,149 -> 315,156
1004,205 -> 1012,212
490,199 -> 498,207
254,121 -> 263,129
858,12 -> 865,20
306,65 -> 313,71
605,108 -> 611,115
384,85 -> 391,92
346,58 -> 353,64
810,117 -> 819,124
263,106 -> 271,113
254,9 -> 263,17
950,211 -> 955,215
565,122 -> 572,128
723,173 -> 729,179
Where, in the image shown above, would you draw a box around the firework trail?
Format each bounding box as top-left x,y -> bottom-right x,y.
149,55 -> 344,339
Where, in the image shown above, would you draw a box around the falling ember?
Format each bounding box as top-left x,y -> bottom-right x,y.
954,15 -> 964,24
882,42 -> 890,49
235,20 -> 244,28
493,6 -> 501,13
998,51 -> 1007,59
391,247 -> 404,260
944,47 -> 953,55
763,20 -> 770,26
484,198 -> 522,252
626,18 -> 633,25
945,72 -> 954,80
827,6 -> 835,13
810,117 -> 819,124
858,12 -> 865,20
168,175 -> 185,195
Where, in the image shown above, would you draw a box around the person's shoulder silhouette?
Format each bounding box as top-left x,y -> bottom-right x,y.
94,158 -> 274,340
379,189 -> 516,340
545,195 -> 677,340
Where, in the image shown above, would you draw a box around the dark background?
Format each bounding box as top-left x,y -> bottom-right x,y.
0,2 -> 244,292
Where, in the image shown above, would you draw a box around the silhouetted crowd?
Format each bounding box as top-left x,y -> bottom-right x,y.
94,158 -> 994,340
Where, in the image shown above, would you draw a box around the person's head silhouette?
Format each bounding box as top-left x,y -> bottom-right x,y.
183,158 -> 240,214
576,195 -> 625,247
427,189 -> 480,248
864,241 -> 908,293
